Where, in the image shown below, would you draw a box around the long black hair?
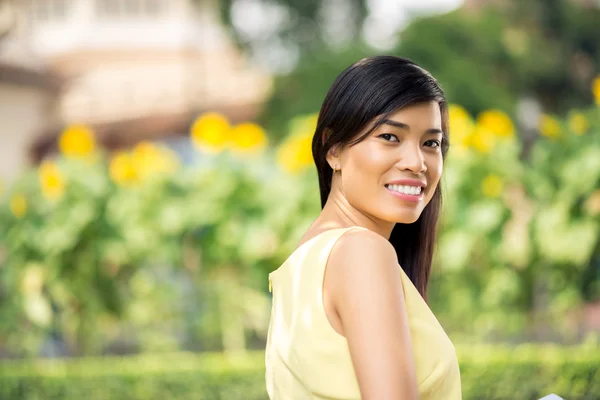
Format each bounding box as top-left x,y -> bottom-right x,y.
312,56 -> 450,302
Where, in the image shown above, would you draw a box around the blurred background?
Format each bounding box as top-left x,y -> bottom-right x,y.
0,0 -> 599,399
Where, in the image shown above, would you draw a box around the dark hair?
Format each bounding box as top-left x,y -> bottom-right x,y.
312,56 -> 449,302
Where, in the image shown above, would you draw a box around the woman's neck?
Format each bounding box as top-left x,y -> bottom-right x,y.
317,188 -> 395,240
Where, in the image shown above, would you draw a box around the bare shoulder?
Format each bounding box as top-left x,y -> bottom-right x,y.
326,228 -> 405,310
327,228 -> 401,284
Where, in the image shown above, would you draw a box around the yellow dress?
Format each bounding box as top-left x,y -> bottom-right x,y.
265,226 -> 462,399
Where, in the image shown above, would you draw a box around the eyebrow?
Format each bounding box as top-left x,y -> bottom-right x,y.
380,118 -> 444,135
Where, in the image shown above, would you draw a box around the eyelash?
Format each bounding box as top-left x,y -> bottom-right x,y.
378,134 -> 442,149
425,140 -> 442,148
379,134 -> 399,142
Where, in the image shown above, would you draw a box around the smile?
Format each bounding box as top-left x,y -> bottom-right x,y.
385,184 -> 422,195
385,184 -> 424,202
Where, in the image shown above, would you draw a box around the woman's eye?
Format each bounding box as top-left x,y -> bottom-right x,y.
379,133 -> 399,142
425,140 -> 441,148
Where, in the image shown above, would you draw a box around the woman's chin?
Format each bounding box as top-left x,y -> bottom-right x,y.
395,216 -> 420,224
378,210 -> 421,225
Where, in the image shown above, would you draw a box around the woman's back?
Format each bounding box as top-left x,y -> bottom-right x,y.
265,226 -> 462,399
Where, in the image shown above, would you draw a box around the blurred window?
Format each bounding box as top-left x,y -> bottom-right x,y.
123,0 -> 141,15
144,0 -> 163,15
95,0 -> 165,18
28,0 -> 70,22
96,0 -> 122,17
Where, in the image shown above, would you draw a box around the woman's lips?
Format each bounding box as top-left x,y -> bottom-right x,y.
385,185 -> 424,203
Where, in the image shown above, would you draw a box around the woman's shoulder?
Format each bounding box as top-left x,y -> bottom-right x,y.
332,227 -> 397,265
326,227 -> 401,291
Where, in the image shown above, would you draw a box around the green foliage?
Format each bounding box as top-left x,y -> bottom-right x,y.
395,1 -> 600,116
501,0 -> 600,111
0,352 -> 266,400
0,150 -> 318,356
396,10 -> 516,116
258,1 -> 600,128
0,101 -> 598,356
0,344 -> 599,400
457,342 -> 600,400
429,106 -> 600,339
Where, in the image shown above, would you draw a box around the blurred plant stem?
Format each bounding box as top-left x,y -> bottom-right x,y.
183,234 -> 201,274
76,307 -> 99,356
217,267 -> 247,355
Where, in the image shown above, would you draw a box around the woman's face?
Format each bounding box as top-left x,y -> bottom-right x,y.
331,101 -> 444,224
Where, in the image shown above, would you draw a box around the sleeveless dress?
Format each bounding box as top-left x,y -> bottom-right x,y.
265,226 -> 462,399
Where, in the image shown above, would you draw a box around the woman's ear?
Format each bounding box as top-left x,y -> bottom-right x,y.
326,145 -> 341,170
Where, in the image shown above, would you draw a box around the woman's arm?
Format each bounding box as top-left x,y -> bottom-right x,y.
326,229 -> 419,400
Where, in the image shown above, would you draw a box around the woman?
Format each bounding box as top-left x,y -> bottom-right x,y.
265,56 -> 461,399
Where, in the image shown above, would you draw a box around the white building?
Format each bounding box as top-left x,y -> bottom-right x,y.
0,1 -> 60,183
5,0 -> 272,166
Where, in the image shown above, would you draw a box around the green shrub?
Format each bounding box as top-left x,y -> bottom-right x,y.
0,345 -> 598,400
0,352 -> 267,400
457,343 -> 600,399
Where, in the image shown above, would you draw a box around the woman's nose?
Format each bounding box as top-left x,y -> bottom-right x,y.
396,146 -> 427,174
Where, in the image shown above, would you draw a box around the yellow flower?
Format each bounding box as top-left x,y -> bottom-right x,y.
10,193 -> 27,218
539,114 -> 561,139
230,123 -> 268,154
593,75 -> 600,105
39,161 -> 66,200
59,124 -> 96,158
449,105 -> 473,136
481,174 -> 504,198
274,114 -> 318,173
448,104 -> 471,122
476,109 -> 515,138
568,112 -> 589,136
110,143 -> 179,186
448,104 -> 474,152
131,142 -> 179,180
109,152 -> 139,186
470,125 -> 496,153
190,112 -> 231,153
276,133 -> 314,174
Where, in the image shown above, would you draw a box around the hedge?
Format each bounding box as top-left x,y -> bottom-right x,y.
0,345 -> 598,400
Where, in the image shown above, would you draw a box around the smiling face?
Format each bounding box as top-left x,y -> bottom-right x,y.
327,101 -> 444,224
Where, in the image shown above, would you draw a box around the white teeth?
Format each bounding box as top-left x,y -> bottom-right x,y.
386,184 -> 422,195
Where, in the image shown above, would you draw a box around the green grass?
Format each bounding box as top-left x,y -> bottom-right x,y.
0,344 -> 598,399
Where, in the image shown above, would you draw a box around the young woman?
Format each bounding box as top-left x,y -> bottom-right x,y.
265,56 -> 461,399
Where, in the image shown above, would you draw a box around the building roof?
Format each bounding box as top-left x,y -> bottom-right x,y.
0,35 -> 61,91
